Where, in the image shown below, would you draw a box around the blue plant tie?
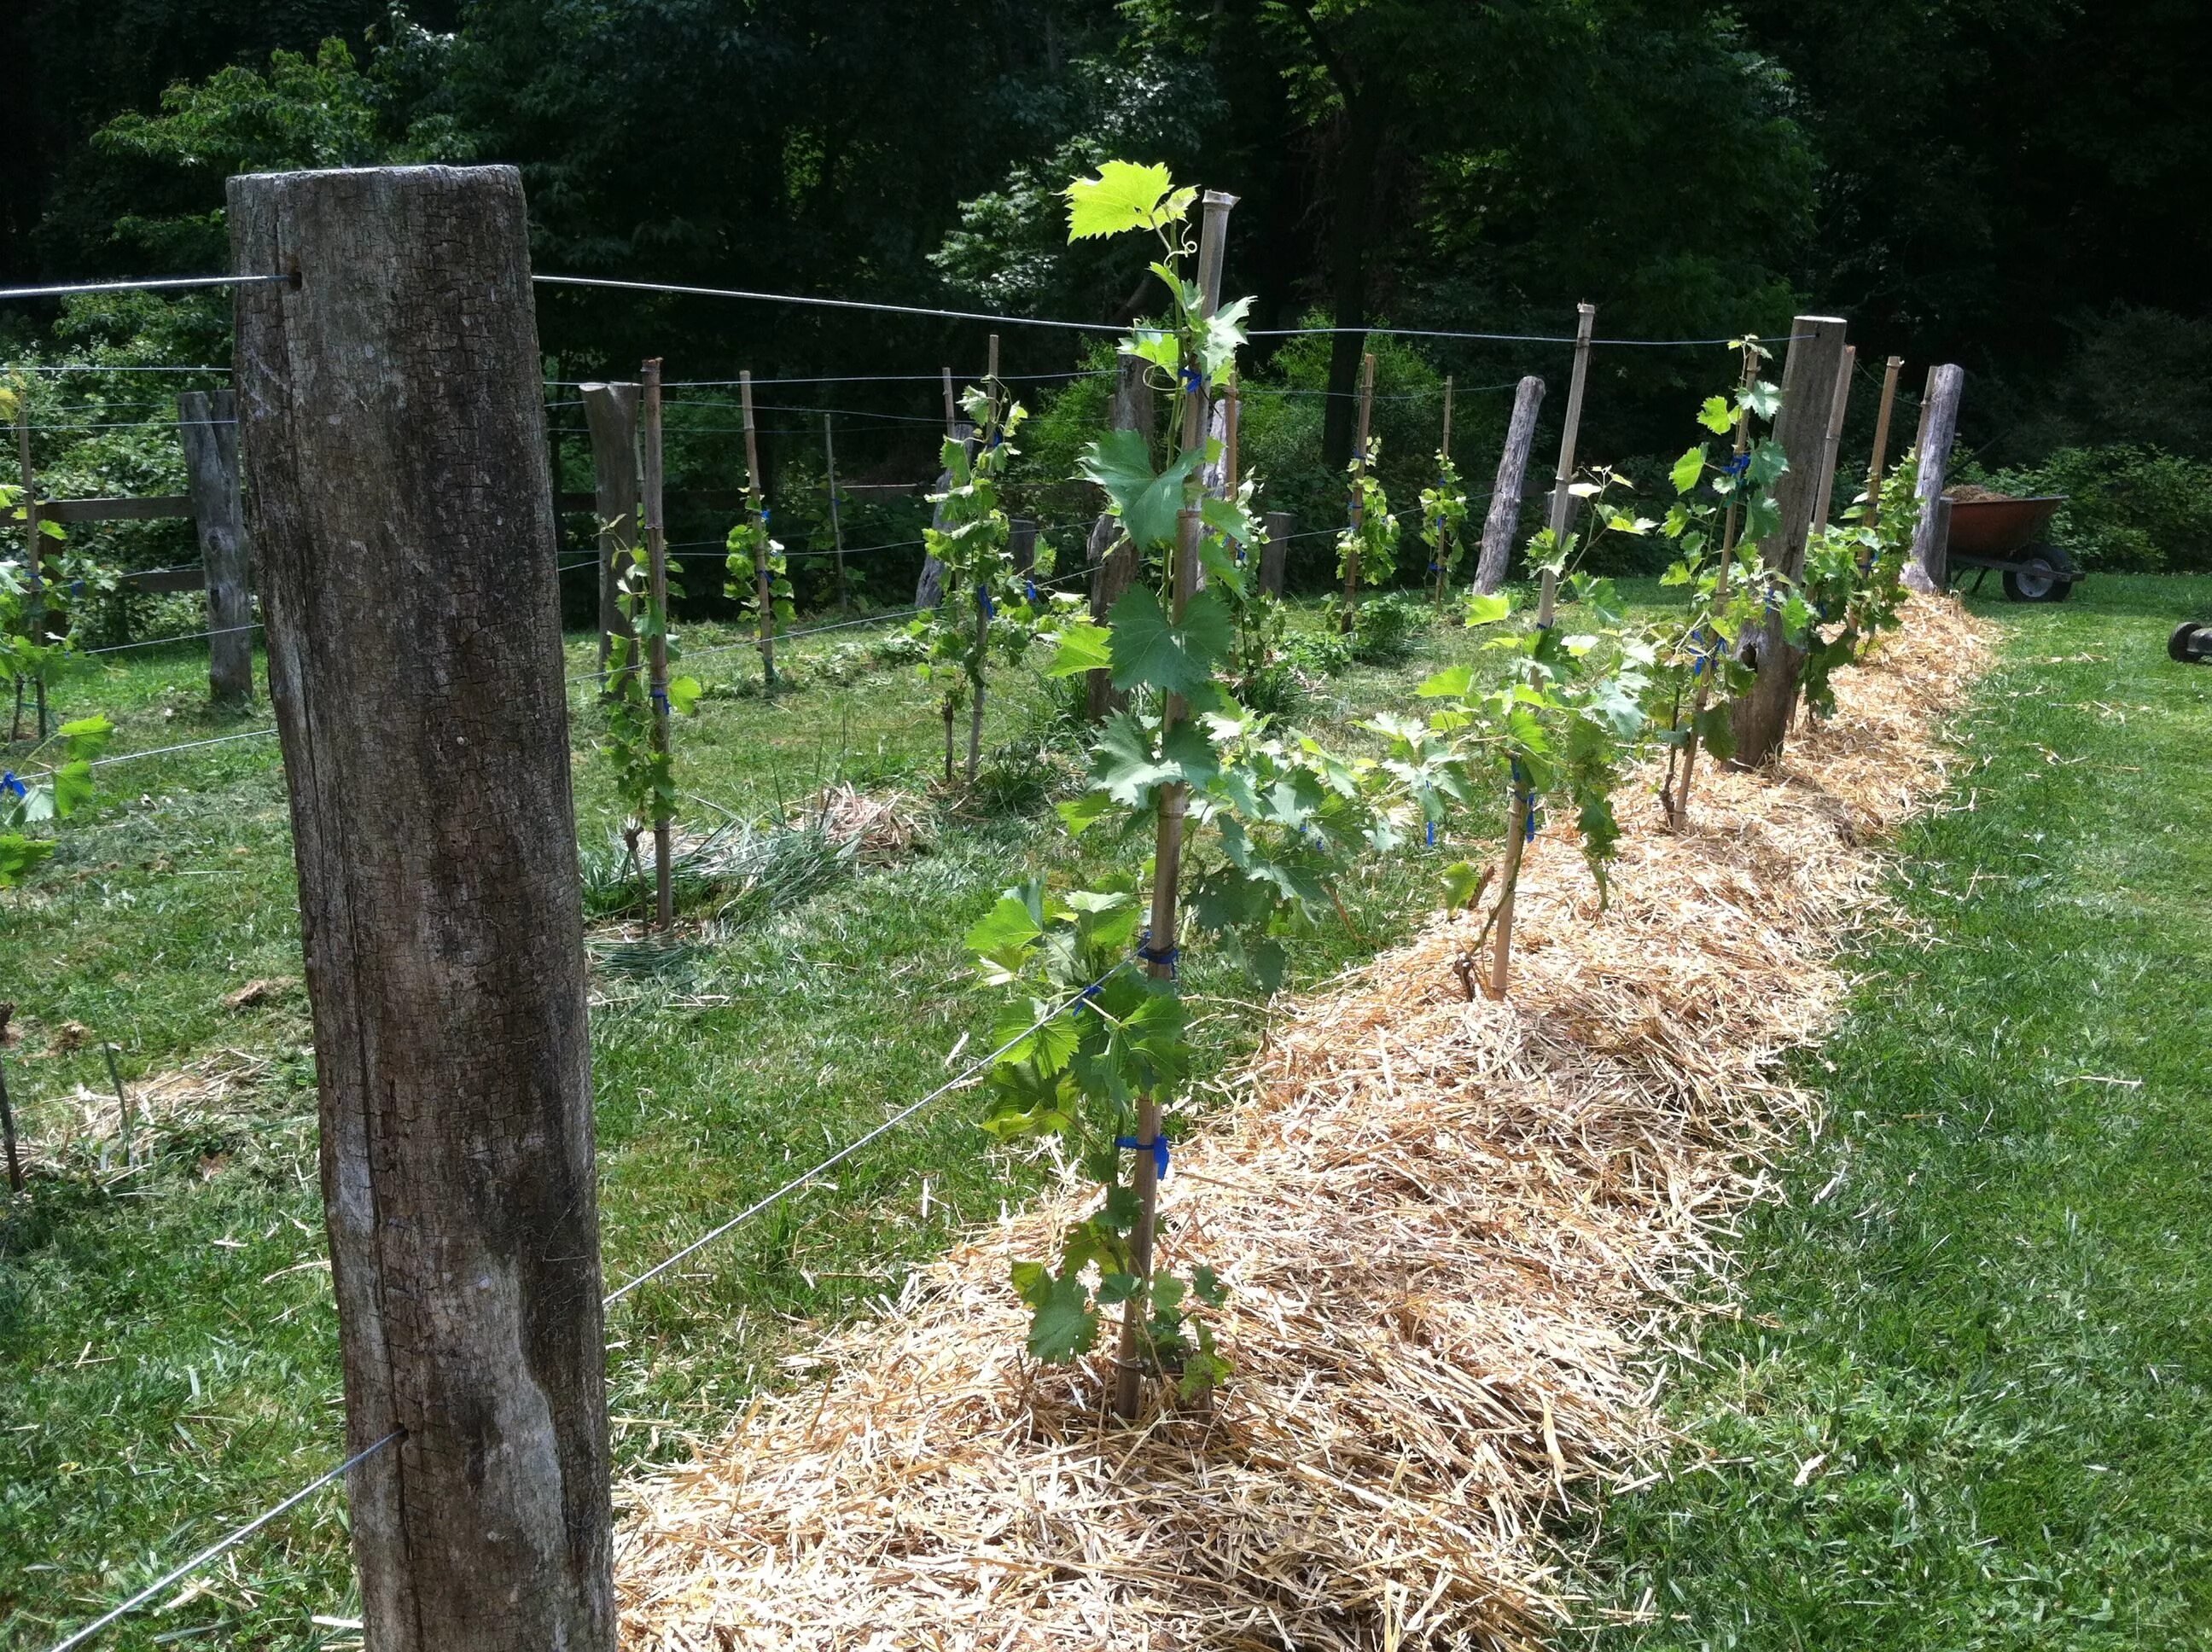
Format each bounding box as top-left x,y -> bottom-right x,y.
1024,578 -> 1038,603
1116,1133 -> 1171,1180
1689,626 -> 1717,679
1136,928 -> 1179,980
1510,759 -> 1537,842
1064,980 -> 1106,1020
978,588 -> 994,620
1721,451 -> 1751,479
1178,362 -> 1206,398
650,686 -> 671,713
1425,819 -> 1436,848
2,771 -> 23,800
761,508 -> 771,525
1428,561 -> 1440,573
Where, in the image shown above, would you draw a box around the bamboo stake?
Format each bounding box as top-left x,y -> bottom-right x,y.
965,335 -> 999,784
16,397 -> 47,740
1339,350 -> 1377,631
1115,189 -> 1234,1422
1865,356 -> 1904,524
1433,375 -> 1455,610
642,358 -> 674,931
942,367 -> 957,439
1489,302 -> 1594,998
0,1036 -> 20,1195
1813,345 -> 1856,534
738,369 -> 774,691
102,1041 -> 132,1169
824,415 -> 849,613
1224,367 -> 1241,494
1670,339 -> 1761,831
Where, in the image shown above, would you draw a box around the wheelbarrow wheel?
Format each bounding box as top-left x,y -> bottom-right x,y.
2003,545 -> 2075,603
2172,621 -> 2212,664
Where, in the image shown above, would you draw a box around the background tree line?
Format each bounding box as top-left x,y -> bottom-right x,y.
3,0 -> 2208,579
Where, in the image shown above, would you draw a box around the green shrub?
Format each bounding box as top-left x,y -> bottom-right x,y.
1968,445 -> 2212,573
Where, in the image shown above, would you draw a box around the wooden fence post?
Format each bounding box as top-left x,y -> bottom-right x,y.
739,370 -> 774,689
1473,375 -> 1545,596
823,415 -> 850,612
964,334 -> 1000,783
1010,516 -> 1036,578
1904,364 -> 1965,594
642,359 -> 675,926
579,381 -> 639,687
1866,355 -> 1904,521
1260,510 -> 1291,597
1487,305 -> 1592,1000
1115,189 -> 1232,1422
177,391 -> 255,708
230,163 -> 614,1652
1728,314 -> 1853,765
1084,353 -> 1150,723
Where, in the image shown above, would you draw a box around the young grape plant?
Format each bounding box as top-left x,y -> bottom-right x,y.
602,509 -> 701,896
1421,451 -> 1470,611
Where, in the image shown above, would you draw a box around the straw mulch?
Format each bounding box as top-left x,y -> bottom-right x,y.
619,596 -> 1994,1651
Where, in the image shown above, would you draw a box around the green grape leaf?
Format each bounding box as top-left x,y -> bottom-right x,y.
966,893 -> 1045,982
666,675 -> 704,716
1057,790 -> 1115,837
1417,665 -> 1476,698
1441,859 -> 1486,910
1463,592 -> 1513,627
1044,619 -> 1115,678
0,833 -> 55,890
1064,161 -> 1195,241
1027,1271 -> 1101,1362
1078,428 -> 1203,553
1107,586 -> 1231,697
1672,444 -> 1709,494
1697,397 -> 1734,434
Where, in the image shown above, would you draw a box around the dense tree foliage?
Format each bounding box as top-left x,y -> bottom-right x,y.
3,0 -> 2204,486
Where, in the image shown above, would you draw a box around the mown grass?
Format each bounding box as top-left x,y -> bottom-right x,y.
1584,573 -> 2212,1649
0,584 -> 1547,1649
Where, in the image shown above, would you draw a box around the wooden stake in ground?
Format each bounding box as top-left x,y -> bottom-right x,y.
1904,364 -> 1965,594
1866,355 -> 1904,523
178,390 -> 254,709
1668,339 -> 1761,832
1727,315 -> 1854,765
739,370 -> 774,690
964,334 -> 1000,784
1488,305 -> 1594,998
823,415 -> 850,612
101,1041 -> 132,1169
1084,353 -> 1151,723
1431,375 -> 1455,610
1116,189 -> 1233,1422
1812,345 -> 1857,535
579,381 -> 641,689
642,358 -> 676,928
0,1032 -> 20,1195
14,398 -> 46,740
1338,350 -> 1377,631
230,162 -> 613,1652
1473,375 -> 1545,596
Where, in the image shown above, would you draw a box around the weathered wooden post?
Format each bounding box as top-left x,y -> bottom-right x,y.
178,390 -> 255,708
1487,305 -> 1592,999
1010,516 -> 1036,579
738,370 -> 775,690
1115,189 -> 1231,1422
1473,375 -> 1545,595
1083,353 -> 1151,724
230,163 -> 614,1652
963,335 -> 1000,783
1728,315 -> 1852,765
579,381 -> 639,686
1260,510 -> 1291,597
0,1005 -> 23,1195
1904,364 -> 1965,594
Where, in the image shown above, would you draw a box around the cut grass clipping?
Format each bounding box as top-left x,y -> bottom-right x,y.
618,596 -> 1990,1649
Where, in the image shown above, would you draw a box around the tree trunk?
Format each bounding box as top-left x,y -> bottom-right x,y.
230,163 -> 614,1652
1319,95 -> 1386,471
178,389 -> 254,708
579,381 -> 639,688
1473,375 -> 1545,595
1729,314 -> 1853,766
1903,364 -> 1965,594
1260,510 -> 1292,597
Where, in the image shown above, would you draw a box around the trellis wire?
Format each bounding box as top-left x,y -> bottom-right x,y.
0,275 -> 287,303
603,961 -> 1132,1305
39,1430 -> 403,1652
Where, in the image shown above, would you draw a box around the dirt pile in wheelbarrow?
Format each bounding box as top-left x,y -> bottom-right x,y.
615,595 -> 1995,1651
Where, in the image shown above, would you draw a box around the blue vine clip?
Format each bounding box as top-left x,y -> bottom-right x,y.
1178,361 -> 1207,398
978,588 -> 995,620
1136,928 -> 1179,980
1510,758 -> 1538,842
1689,626 -> 1718,679
1426,819 -> 1436,848
1720,451 -> 1752,479
1024,577 -> 1038,603
1115,1133 -> 1171,1180
2,771 -> 24,801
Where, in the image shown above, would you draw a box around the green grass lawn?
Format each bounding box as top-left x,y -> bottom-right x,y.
0,586 -> 1526,1650
1584,573 -> 2212,1649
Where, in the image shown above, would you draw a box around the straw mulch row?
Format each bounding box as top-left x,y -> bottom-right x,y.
618,595 -> 1994,1650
